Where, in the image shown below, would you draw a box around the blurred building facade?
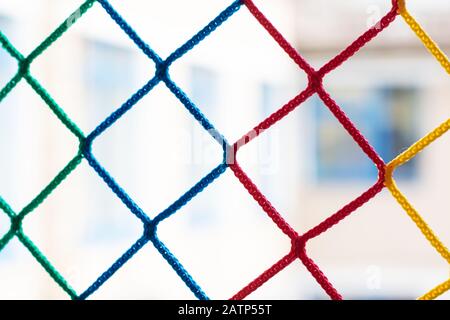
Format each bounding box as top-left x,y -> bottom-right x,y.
0,0 -> 449,299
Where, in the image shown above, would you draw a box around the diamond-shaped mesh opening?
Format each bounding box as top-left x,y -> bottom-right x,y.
293,0 -> 393,67
306,189 -> 449,299
394,133 -> 450,245
0,81 -> 78,211
84,244 -> 196,299
92,84 -> 223,219
238,96 -> 379,232
0,237 -> 67,299
107,0 -> 233,58
30,3 -> 156,133
22,161 -> 142,294
406,0 -> 450,56
246,260 -> 329,299
158,170 -> 290,299
0,0 -> 87,55
319,85 -> 422,166
324,18 -> 450,140
170,6 -> 307,143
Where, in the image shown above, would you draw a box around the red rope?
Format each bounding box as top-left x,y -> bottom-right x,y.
230,0 -> 400,300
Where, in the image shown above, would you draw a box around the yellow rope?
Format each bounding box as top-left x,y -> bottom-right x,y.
385,119 -> 450,300
418,279 -> 450,300
398,0 -> 450,74
386,0 -> 450,300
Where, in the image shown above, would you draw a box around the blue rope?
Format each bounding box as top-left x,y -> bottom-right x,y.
79,236 -> 149,300
78,0 -> 243,299
96,0 -> 162,64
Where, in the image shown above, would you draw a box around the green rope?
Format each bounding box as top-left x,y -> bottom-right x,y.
0,0 -> 95,299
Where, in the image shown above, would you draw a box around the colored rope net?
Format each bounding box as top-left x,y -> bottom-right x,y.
0,0 -> 448,300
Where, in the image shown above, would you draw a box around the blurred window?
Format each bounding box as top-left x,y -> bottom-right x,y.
190,66 -> 218,112
84,39 -> 137,127
261,82 -> 278,116
259,82 -> 285,179
83,39 -> 138,242
314,87 -> 419,182
187,65 -> 219,227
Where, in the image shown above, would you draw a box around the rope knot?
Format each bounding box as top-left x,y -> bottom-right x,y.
291,236 -> 306,257
79,138 -> 92,157
143,222 -> 157,240
10,216 -> 23,233
18,58 -> 31,75
156,61 -> 169,80
308,71 -> 323,91
225,143 -> 237,165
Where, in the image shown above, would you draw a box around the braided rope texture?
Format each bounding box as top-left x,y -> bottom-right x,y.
0,0 -> 448,300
